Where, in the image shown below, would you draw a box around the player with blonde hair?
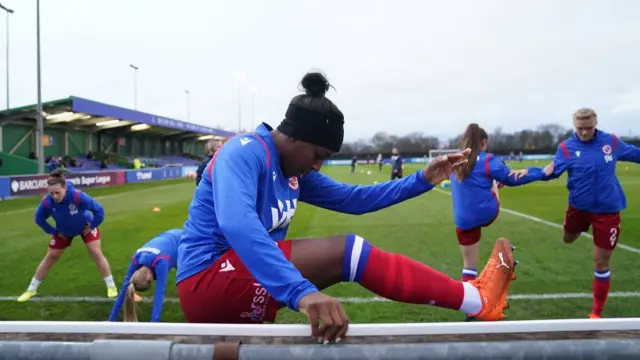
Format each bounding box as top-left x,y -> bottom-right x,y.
548,108 -> 640,318
108,229 -> 181,322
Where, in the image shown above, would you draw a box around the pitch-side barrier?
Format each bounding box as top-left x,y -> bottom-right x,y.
1,318 -> 640,359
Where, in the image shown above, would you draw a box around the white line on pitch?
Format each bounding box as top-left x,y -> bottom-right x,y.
432,188 -> 640,255
2,292 -> 640,304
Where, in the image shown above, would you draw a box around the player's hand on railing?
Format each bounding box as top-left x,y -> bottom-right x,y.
543,162 -> 555,176
298,291 -> 349,344
423,148 -> 471,185
508,169 -> 529,180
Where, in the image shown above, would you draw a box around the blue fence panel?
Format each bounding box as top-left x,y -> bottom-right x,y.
0,177 -> 10,198
125,167 -> 182,184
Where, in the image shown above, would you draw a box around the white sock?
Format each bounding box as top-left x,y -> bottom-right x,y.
104,275 -> 115,287
459,282 -> 483,315
27,278 -> 41,292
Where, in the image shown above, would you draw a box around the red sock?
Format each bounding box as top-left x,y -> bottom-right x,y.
359,246 -> 464,310
592,270 -> 611,316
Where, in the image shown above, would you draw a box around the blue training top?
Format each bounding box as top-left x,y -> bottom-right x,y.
108,229 -> 182,322
177,122 -> 436,312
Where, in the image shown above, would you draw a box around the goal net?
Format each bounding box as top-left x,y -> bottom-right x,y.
428,149 -> 461,162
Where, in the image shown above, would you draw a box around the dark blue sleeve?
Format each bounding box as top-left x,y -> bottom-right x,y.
212,142 -> 318,311
34,199 -> 57,235
150,260 -> 169,322
488,157 -> 546,186
546,143 -> 573,180
108,259 -> 137,321
195,156 -> 211,186
617,138 -> 640,163
299,169 -> 434,215
78,192 -> 104,228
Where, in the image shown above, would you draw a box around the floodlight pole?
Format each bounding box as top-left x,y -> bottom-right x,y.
129,64 -> 139,110
185,90 -> 190,121
250,86 -> 257,130
35,0 -> 45,173
0,2 -> 14,109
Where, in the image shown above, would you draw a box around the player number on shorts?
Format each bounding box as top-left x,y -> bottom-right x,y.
90,228 -> 98,237
609,228 -> 618,247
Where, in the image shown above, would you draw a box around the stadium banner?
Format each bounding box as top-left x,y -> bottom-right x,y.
181,166 -> 198,177
7,171 -> 126,196
125,167 -> 182,184
324,154 -> 554,166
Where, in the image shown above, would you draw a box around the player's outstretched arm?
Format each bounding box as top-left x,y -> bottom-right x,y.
544,143 -> 573,180
34,198 -> 57,235
150,261 -> 169,322
108,259 -> 137,321
617,137 -> 640,163
489,158 -> 548,187
299,150 -> 469,215
212,143 -> 319,311
299,169 -> 433,215
79,192 -> 105,229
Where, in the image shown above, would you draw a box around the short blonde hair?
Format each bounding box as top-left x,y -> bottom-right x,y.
206,139 -> 221,154
573,108 -> 597,121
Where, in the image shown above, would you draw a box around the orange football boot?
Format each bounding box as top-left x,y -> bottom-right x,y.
467,238 -> 517,321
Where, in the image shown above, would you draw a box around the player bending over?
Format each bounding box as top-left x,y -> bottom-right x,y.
109,229 -> 182,322
450,123 -> 553,283
176,71 -> 518,344
18,174 -> 117,302
547,108 -> 640,319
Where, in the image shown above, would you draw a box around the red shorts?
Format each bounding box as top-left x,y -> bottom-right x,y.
456,213 -> 499,246
563,205 -> 621,250
177,240 -> 293,324
49,227 -> 101,250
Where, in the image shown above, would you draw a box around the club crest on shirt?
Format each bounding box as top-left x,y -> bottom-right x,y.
289,177 -> 299,190
68,204 -> 78,216
602,145 -> 612,155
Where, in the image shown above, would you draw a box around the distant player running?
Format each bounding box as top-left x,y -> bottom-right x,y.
390,148 -> 403,180
109,229 -> 181,322
548,108 -> 640,319
18,173 -> 117,302
450,123 -> 553,284
177,72 -> 517,344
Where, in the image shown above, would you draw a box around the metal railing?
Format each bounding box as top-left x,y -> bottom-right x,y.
1,318 -> 639,359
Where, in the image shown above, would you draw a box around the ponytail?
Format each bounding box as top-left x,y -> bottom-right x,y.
122,267 -> 152,322
454,123 -> 488,181
123,283 -> 139,322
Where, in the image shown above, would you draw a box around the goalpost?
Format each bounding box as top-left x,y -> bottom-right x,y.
428,149 -> 461,162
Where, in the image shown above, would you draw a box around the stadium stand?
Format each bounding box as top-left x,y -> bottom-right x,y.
0,96 -> 233,176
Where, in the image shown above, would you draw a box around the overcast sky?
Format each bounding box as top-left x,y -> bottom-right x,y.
1,0 -> 639,142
